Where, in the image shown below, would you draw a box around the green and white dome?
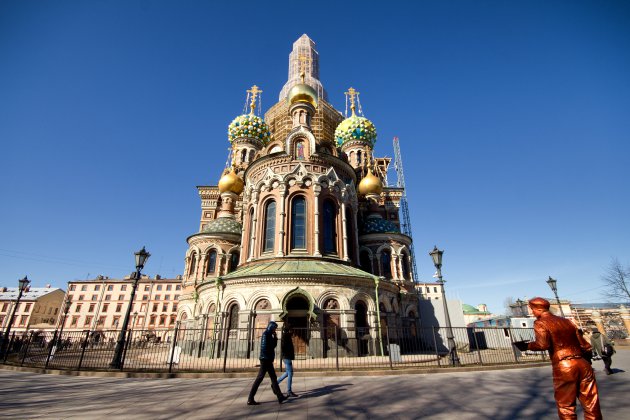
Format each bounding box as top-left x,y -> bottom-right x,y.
335,114 -> 377,147
228,114 -> 272,144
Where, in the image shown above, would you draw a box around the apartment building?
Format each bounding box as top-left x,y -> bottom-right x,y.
0,285 -> 65,333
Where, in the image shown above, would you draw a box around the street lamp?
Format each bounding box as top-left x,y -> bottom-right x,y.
0,276 -> 31,357
56,295 -> 72,346
429,246 -> 460,366
546,276 -> 565,317
110,246 -> 150,369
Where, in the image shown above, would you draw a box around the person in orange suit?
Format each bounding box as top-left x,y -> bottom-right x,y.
516,297 -> 602,419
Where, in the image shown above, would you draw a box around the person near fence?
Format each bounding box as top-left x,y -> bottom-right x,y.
247,321 -> 287,405
515,297 -> 602,420
590,327 -> 615,375
277,323 -> 298,397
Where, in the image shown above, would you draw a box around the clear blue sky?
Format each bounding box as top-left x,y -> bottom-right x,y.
1,1 -> 629,314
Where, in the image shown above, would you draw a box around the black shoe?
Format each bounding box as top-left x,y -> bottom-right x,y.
247,400 -> 260,405
278,395 -> 288,404
288,391 -> 298,397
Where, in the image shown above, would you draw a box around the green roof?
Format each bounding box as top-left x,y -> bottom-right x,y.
222,260 -> 376,281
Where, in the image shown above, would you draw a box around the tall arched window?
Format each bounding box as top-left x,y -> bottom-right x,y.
357,150 -> 362,166
206,250 -> 217,276
323,199 -> 337,254
240,149 -> 247,163
291,196 -> 306,250
402,253 -> 411,280
360,251 -> 372,273
230,252 -> 239,272
381,249 -> 392,279
189,252 -> 197,276
263,200 -> 276,252
248,207 -> 254,258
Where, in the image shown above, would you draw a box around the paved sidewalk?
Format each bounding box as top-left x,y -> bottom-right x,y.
0,350 -> 628,419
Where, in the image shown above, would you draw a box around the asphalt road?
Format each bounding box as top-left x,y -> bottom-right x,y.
0,350 -> 628,419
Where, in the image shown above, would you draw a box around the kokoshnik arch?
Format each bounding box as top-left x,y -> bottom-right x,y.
178,35 -> 419,358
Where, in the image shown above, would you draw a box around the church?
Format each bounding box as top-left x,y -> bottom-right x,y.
178,35 -> 420,358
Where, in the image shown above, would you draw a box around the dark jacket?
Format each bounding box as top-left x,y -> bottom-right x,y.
281,331 -> 295,360
527,311 -> 592,364
260,324 -> 278,361
590,331 -> 614,358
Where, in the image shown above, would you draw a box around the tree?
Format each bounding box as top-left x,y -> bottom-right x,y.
601,258 -> 630,303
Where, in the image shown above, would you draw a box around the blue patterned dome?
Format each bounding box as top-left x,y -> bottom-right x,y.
202,217 -> 243,235
228,114 -> 272,145
361,217 -> 400,234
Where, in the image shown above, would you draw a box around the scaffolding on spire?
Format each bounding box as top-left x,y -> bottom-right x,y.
393,136 -> 418,281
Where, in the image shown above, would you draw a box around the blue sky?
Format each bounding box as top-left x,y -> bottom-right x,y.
1,1 -> 629,314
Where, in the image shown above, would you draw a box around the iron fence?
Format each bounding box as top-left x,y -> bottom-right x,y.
1,325 -> 546,373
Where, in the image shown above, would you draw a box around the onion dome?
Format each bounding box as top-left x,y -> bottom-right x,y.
228,114 -> 272,145
361,215 -> 400,234
287,83 -> 318,108
335,114 -> 377,148
358,168 -> 383,196
218,169 -> 244,195
202,217 -> 243,235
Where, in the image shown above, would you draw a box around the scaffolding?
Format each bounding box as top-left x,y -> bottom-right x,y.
393,137 -> 418,281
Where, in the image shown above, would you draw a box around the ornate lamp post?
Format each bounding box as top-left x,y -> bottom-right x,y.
56,295 -> 72,346
546,276 -> 565,317
110,247 -> 150,369
0,276 -> 31,357
429,246 -> 460,366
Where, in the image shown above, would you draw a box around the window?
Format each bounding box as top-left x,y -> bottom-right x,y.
176,285 -> 181,291
75,304 -> 82,313
153,303 -> 158,312
426,286 -> 430,292
19,315 -> 27,325
97,316 -> 106,326
174,294 -> 180,301
70,316 -> 79,326
434,287 -> 438,293
24,303 -> 32,312
107,285 -> 113,291
155,295 -> 160,301
118,294 -> 124,300
78,295 -> 84,301
159,315 -> 166,326
230,252 -> 239,272
142,295 -> 149,301
360,251 -> 372,273
104,295 -> 111,301
207,250 -> 217,275
164,294 -> 170,301
102,304 -> 109,312
323,199 -> 337,254
170,314 -> 176,325
137,316 -> 145,326
81,285 -> 87,291
69,285 -> 76,291
116,304 -> 122,312
291,196 -> 306,249
1,303 -> 8,312
157,285 -> 162,291
149,315 -> 156,325
172,304 -> 178,312
94,285 -> 101,291
263,200 -> 276,252
88,304 -> 95,313
166,285 -> 172,291
91,295 -> 97,301
189,252 -> 197,276
121,285 -> 127,291
402,254 -> 410,280
140,303 -> 147,312
84,316 -> 93,327
381,250 -> 392,279
113,316 -> 121,327
162,304 -> 168,312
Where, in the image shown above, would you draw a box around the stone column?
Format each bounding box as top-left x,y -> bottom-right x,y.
376,253 -> 382,276
277,186 -> 287,257
341,201 -> 349,261
200,254 -> 208,279
352,205 -> 360,263
313,186 -> 322,257
247,192 -> 259,262
620,305 -> 630,336
591,310 -> 605,334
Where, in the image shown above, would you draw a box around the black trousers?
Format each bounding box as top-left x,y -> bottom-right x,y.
602,356 -> 612,373
248,359 -> 283,402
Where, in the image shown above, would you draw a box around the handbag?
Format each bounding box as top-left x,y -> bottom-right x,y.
601,336 -> 614,357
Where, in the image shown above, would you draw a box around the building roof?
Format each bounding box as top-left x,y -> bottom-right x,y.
0,287 -> 63,301
222,260 -> 376,281
462,304 -> 490,315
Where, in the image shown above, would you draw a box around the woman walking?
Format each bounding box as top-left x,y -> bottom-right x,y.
278,323 -> 298,397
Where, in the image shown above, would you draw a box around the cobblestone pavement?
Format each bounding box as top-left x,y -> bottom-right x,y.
0,350 -> 628,419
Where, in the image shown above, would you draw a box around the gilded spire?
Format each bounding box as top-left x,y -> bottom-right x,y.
345,87 -> 359,116
247,85 -> 262,115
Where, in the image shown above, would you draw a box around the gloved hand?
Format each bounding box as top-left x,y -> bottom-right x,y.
513,341 -> 530,351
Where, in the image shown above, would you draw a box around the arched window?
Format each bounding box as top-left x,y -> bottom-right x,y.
249,149 -> 255,162
240,149 -> 247,163
291,196 -> 306,250
206,250 -> 217,276
263,200 -> 276,252
381,249 -> 392,279
189,252 -> 197,276
248,207 -> 254,258
323,199 -> 337,254
360,251 -> 372,273
402,253 -> 411,280
230,252 -> 239,272
357,150 -> 362,166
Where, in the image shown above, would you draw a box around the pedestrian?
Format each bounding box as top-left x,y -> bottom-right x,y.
278,323 -> 298,397
247,321 -> 287,405
515,297 -> 602,420
590,327 -> 615,375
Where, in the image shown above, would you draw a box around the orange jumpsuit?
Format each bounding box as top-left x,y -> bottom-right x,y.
528,311 -> 602,420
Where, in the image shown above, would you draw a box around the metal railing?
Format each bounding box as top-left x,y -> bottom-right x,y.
1,325 -> 546,373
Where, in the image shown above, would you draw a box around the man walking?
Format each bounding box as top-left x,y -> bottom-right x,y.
516,297 -> 601,419
278,323 -> 298,397
590,327 -> 615,375
247,321 -> 287,405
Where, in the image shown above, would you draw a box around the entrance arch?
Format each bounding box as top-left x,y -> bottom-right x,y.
285,295 -> 309,356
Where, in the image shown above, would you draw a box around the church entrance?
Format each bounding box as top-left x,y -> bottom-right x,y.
285,295 -> 309,357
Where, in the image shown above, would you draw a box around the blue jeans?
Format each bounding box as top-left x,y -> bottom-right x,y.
277,359 -> 293,392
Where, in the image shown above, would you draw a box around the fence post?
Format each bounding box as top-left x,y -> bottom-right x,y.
44,330 -> 58,369
335,326 -> 340,371
508,328 -> 519,363
20,331 -> 35,366
432,327 -> 441,367
222,330 -> 230,373
77,330 -> 90,371
471,327 -> 483,365
168,322 -> 180,373
387,327 -> 393,370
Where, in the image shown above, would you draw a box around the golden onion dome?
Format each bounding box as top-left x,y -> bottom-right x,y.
358,168 -> 383,196
218,169 -> 244,195
287,83 -> 318,108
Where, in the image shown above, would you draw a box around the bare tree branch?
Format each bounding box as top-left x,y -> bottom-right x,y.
601,258 -> 630,303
